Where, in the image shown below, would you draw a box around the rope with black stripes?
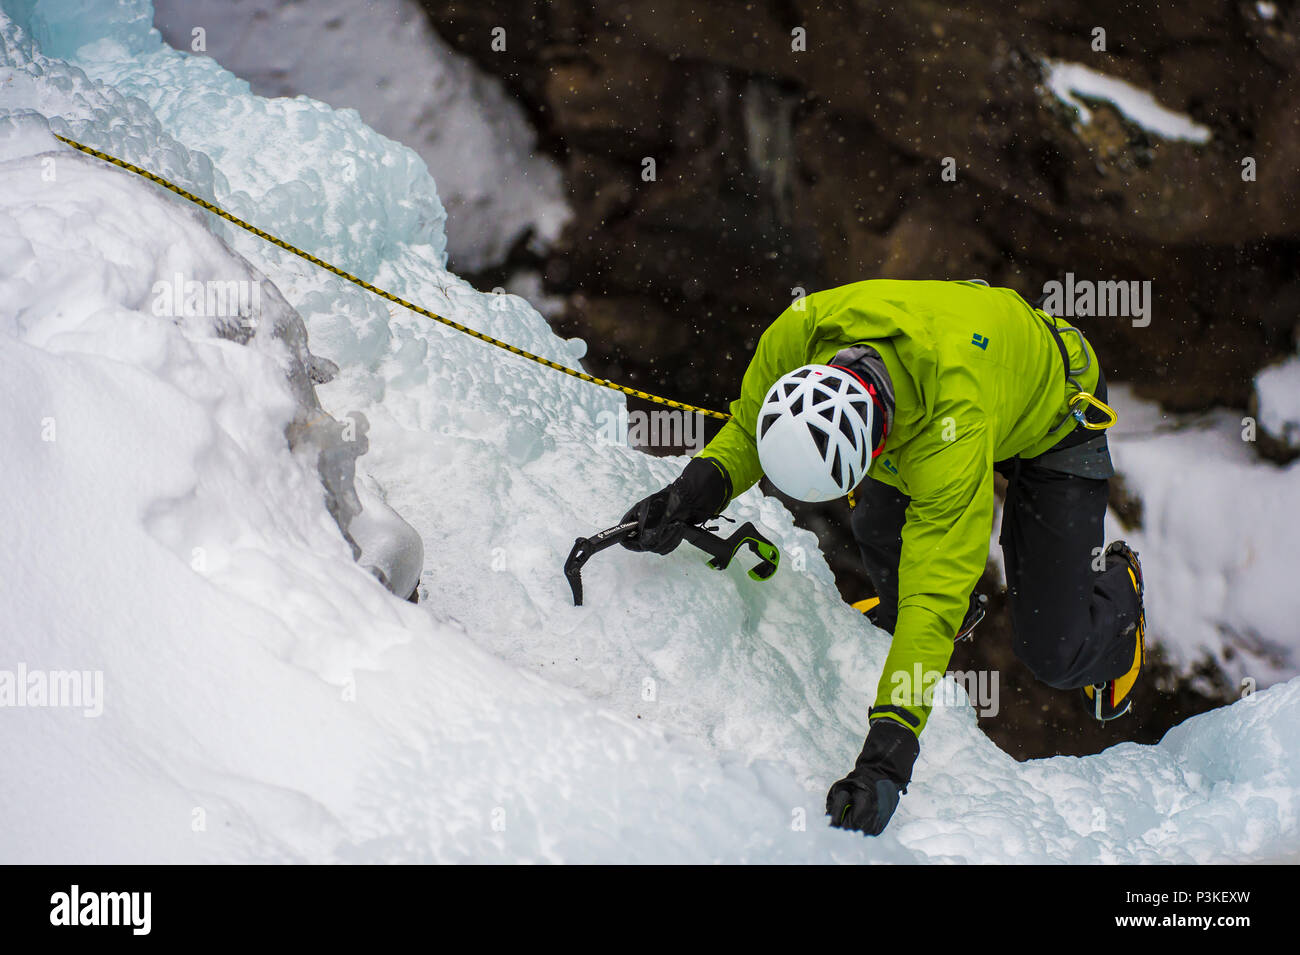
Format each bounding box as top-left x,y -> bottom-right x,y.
54,134 -> 731,422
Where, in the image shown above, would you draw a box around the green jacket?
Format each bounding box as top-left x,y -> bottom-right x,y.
699,279 -> 1100,736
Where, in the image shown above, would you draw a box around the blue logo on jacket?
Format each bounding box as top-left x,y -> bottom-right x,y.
971,333 -> 990,350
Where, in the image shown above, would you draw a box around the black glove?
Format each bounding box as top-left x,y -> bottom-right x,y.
826,716 -> 919,836
620,456 -> 731,554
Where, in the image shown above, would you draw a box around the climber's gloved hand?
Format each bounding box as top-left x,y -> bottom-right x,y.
826,716 -> 920,836
620,456 -> 731,554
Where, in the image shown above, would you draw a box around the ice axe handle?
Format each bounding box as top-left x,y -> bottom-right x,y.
682,522 -> 780,582
564,520 -> 638,606
564,519 -> 779,608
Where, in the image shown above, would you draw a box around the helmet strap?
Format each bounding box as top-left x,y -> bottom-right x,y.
828,363 -> 890,456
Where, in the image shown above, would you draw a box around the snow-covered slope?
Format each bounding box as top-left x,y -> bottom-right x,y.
1255,355 -> 1300,455
2,0 -> 1298,863
150,0 -> 570,274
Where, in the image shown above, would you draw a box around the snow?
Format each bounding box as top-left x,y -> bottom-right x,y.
150,0 -> 570,274
1042,59 -> 1213,143
351,475 -> 425,600
1254,355 -> 1300,453
2,0 -> 1299,863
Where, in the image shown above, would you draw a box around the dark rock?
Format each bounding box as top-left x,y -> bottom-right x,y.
421,0 -> 1298,417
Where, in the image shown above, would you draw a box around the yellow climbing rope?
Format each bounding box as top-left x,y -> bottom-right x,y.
54,135 -> 731,422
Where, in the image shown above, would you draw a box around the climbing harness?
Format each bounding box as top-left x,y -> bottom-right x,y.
1036,309 -> 1118,434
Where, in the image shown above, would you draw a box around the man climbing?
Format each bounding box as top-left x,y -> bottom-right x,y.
618,279 -> 1146,836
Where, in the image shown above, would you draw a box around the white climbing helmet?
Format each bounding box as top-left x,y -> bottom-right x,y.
756,364 -> 878,502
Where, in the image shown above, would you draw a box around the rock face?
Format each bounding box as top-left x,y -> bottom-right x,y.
420,0 -> 1298,415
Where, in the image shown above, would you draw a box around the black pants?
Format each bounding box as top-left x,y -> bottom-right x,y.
850,430 -> 1141,690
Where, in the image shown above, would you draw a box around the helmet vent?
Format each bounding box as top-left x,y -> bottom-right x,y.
837,410 -> 858,447
830,447 -> 843,489
789,393 -> 804,416
847,397 -> 871,427
759,412 -> 779,439
807,422 -> 829,457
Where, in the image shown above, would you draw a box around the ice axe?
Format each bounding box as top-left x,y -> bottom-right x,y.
564,518 -> 780,606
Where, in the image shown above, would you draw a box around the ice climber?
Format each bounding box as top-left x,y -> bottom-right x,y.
618,279 -> 1147,836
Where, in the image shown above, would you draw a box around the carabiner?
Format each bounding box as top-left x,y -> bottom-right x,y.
1069,391 -> 1118,431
